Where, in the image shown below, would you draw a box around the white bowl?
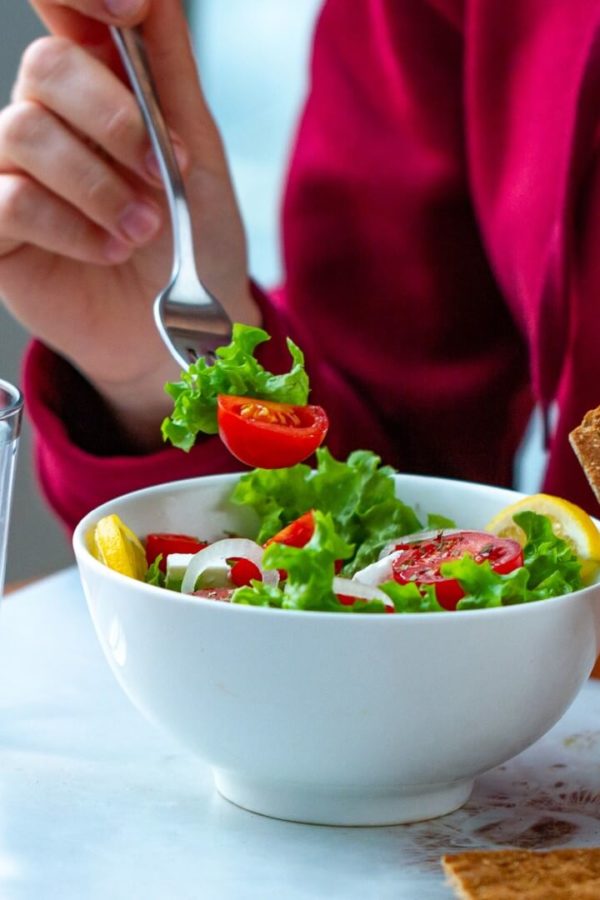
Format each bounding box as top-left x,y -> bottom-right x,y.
73,473 -> 600,826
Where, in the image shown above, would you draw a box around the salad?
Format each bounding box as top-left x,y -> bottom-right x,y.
88,448 -> 600,614
88,324 -> 600,613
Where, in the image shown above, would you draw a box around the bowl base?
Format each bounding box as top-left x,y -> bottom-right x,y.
213,771 -> 474,826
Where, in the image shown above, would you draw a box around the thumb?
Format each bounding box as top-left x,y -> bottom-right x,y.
141,0 -> 227,174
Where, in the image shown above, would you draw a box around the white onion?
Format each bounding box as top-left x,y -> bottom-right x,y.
181,538 -> 279,594
352,554 -> 400,586
332,576 -> 394,610
378,528 -> 463,560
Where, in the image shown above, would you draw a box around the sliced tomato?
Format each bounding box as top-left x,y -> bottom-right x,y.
145,533 -> 208,572
264,511 -> 316,548
229,557 -> 263,587
391,530 -> 524,611
217,395 -> 328,469
264,511 -> 345,578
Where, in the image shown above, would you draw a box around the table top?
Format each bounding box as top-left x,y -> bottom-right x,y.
1,568 -> 600,900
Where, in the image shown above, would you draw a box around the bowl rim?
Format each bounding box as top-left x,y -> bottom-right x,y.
73,472 -> 600,624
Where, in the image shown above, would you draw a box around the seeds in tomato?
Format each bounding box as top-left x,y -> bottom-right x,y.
239,401 -> 302,427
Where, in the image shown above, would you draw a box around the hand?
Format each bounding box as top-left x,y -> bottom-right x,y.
0,0 -> 259,449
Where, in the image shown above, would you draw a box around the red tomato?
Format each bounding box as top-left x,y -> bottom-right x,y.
264,511 -> 316,548
264,511 -> 345,578
217,395 -> 329,469
229,557 -> 263,587
145,533 -> 208,572
391,530 -> 524,611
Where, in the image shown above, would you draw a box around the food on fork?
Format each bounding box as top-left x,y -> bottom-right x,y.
161,323 -> 328,468
442,847 -> 600,898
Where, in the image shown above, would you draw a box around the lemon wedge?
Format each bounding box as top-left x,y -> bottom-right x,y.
485,493 -> 600,583
88,513 -> 147,580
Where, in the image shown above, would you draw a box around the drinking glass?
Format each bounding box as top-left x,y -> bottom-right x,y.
0,378 -> 23,596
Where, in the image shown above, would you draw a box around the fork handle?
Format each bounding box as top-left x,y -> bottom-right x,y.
110,26 -> 209,301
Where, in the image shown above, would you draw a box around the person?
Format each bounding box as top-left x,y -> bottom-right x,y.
1,0 -> 599,533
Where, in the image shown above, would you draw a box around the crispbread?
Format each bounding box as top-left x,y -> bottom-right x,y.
569,407 -> 600,504
442,848 -> 600,899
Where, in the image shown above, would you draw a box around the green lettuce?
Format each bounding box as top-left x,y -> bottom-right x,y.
231,447 -> 423,574
144,555 -> 165,587
161,323 -> 309,451
232,511 -> 388,613
379,580 -> 446,613
440,510 -> 582,610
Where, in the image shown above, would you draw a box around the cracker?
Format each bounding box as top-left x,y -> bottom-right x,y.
569,406 -> 600,504
442,848 -> 600,899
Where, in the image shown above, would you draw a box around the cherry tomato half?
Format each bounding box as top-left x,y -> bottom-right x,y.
263,511 -> 344,578
145,533 -> 208,572
391,530 -> 524,611
228,557 -> 263,587
217,395 -> 329,469
264,511 -> 316,548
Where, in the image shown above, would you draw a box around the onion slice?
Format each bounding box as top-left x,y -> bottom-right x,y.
181,538 -> 279,594
352,554 -> 400,586
332,576 -> 394,610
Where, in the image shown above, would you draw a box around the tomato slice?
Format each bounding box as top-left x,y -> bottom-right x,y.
264,511 -> 316,548
217,395 -> 329,469
391,530 -> 524,611
263,511 -> 344,578
229,557 -> 263,587
145,533 -> 208,571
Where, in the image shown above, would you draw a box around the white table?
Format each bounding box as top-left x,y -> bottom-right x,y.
1,568 -> 600,900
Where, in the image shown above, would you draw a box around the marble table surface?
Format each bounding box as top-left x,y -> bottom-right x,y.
1,567 -> 600,900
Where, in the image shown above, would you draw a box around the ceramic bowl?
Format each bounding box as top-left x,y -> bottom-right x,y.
73,473 -> 600,826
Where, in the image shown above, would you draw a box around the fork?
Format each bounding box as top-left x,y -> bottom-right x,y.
110,26 -> 232,369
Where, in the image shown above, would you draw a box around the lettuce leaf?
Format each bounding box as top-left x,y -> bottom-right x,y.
444,510 -> 582,610
232,511 -> 387,612
515,510 -> 582,595
380,510 -> 584,613
144,555 -> 165,587
379,580 -> 445,613
161,323 -> 309,451
231,447 -> 423,574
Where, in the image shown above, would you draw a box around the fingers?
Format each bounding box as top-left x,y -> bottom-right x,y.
2,35 -> 173,255
12,36 -> 172,183
0,99 -> 162,247
29,0 -> 150,41
0,172 -> 134,264
28,0 -> 227,176
142,1 -> 224,166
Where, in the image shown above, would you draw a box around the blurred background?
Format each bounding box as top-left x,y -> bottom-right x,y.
0,0 -> 322,583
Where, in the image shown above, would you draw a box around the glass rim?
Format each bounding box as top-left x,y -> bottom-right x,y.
0,378 -> 24,421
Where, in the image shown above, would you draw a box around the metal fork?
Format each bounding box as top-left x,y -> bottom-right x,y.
110,26 -> 232,369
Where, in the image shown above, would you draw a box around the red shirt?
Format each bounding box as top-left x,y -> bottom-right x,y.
23,0 -> 600,530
